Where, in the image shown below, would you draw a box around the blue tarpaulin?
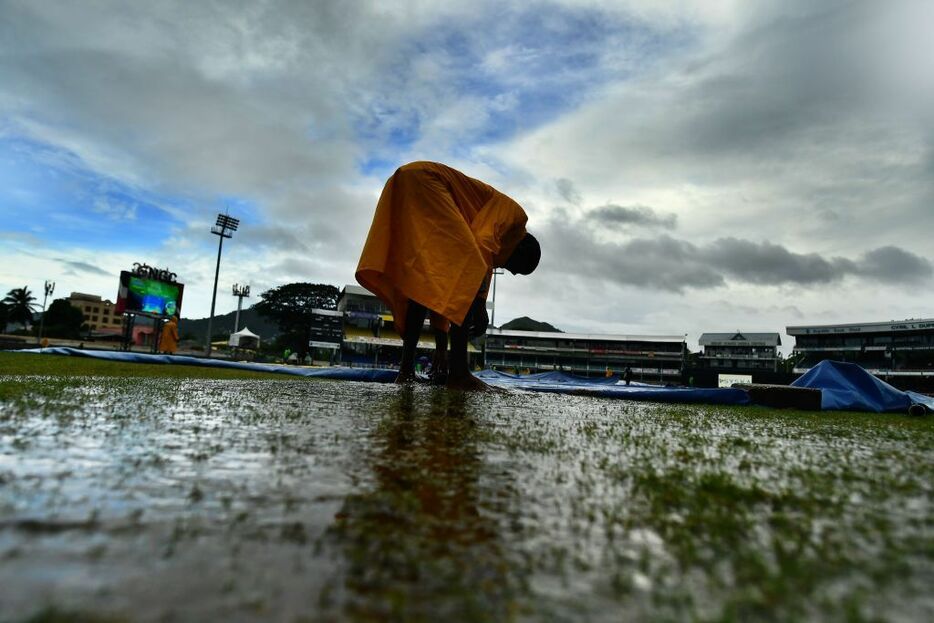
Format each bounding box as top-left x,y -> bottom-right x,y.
7,348 -> 751,405
474,369 -> 752,405
8,347 -> 398,382
6,349 -> 931,413
791,360 -> 934,413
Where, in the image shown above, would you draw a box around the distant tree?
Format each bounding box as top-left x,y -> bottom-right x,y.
3,286 -> 38,330
0,301 -> 8,333
41,299 -> 85,339
253,283 -> 340,356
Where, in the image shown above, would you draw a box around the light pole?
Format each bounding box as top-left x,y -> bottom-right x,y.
205,212 -> 239,357
489,268 -> 504,328
37,280 -> 54,346
231,283 -> 250,333
483,268 -> 504,369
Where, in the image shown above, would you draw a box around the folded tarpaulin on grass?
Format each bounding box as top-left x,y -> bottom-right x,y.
10,347 -> 398,383
791,360 -> 934,414
475,369 -> 752,406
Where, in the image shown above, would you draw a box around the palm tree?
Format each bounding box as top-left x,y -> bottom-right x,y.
3,286 -> 38,330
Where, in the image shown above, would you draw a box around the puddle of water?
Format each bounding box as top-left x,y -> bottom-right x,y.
0,376 -> 932,622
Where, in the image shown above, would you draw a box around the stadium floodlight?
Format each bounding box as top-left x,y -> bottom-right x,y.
205,212 -> 239,357
36,280 -> 55,346
231,283 -> 251,333
212,214 -> 240,237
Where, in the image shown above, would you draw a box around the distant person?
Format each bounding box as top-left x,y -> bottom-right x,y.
357,161 -> 540,390
623,366 -> 633,386
158,316 -> 179,354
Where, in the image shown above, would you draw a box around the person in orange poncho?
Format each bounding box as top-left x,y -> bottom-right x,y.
357,161 -> 540,390
158,315 -> 179,354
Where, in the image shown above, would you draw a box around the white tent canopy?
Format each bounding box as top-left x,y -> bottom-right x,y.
229,326 -> 261,349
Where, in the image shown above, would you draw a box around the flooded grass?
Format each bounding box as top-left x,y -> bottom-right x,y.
0,369 -> 931,622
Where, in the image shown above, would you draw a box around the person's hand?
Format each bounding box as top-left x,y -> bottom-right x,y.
465,296 -> 489,339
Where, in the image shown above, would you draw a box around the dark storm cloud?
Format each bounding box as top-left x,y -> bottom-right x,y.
587,204 -> 677,230
539,224 -> 725,292
55,258 -> 112,277
700,237 -> 849,285
539,219 -> 932,293
853,246 -> 933,283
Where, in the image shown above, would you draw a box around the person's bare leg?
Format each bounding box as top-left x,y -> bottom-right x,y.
445,323 -> 489,391
396,300 -> 427,383
431,328 -> 448,385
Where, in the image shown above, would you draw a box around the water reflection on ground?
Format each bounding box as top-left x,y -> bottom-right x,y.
322,387 -> 523,620
0,376 -> 931,622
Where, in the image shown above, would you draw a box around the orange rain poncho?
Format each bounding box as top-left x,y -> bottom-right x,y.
356,161 -> 528,335
158,317 -> 179,354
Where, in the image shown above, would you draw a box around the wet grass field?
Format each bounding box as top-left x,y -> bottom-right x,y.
1,354 -> 932,622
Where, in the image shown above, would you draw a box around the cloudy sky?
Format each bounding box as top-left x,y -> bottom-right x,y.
1,0 -> 932,352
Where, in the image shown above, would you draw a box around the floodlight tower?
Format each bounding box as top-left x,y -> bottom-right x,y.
36,280 -> 55,346
231,283 -> 250,333
205,212 -> 239,357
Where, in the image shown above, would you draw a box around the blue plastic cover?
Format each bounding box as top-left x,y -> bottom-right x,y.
475,369 -> 751,406
11,350 -> 929,413
791,360 -> 934,413
8,348 -> 751,406
10,347 -> 398,383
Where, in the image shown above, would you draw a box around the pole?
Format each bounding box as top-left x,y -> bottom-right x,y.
37,280 -> 54,346
231,284 -> 250,334
483,270 -> 503,370
490,270 -> 499,328
205,234 -> 224,357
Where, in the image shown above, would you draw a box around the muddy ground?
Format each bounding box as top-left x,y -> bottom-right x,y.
0,375 -> 932,622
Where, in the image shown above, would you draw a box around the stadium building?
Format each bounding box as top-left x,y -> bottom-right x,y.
787,318 -> 934,387
66,292 -> 124,335
698,332 -> 782,372
484,328 -> 686,380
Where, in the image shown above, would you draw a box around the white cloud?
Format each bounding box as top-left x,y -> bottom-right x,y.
1,0 -> 931,350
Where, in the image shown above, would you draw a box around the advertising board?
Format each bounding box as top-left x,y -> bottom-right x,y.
115,270 -> 184,317
718,373 -> 753,388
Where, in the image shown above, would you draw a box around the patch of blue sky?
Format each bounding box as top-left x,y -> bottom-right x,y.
353,3 -> 696,175
358,156 -> 399,178
0,135 -> 188,251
